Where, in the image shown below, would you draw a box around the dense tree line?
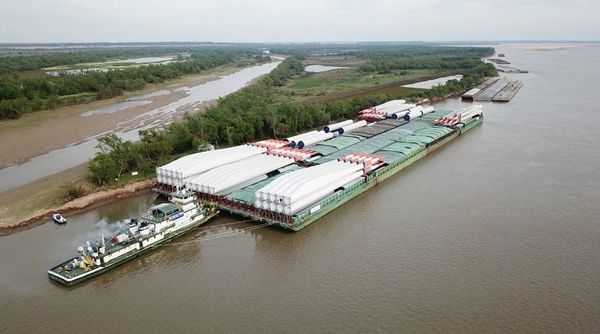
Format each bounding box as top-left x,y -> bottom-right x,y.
357,46 -> 494,73
0,45 -> 266,75
0,50 -> 142,76
0,50 -> 263,120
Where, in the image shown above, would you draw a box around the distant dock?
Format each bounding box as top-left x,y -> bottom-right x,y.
462,77 -> 523,102
487,58 -> 511,65
492,80 -> 524,102
495,65 -> 529,74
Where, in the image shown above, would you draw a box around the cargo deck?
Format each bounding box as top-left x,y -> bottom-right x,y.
212,110 -> 483,231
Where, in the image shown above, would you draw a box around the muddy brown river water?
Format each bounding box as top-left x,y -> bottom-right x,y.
1,45 -> 600,333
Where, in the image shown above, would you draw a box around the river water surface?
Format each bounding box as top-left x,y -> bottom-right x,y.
1,44 -> 600,333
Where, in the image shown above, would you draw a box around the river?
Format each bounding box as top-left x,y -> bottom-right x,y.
1,44 -> 600,333
0,60 -> 281,193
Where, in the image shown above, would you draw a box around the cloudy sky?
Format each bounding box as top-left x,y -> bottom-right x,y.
1,0 -> 599,43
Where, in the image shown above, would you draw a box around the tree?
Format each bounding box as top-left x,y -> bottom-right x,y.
166,123 -> 193,153
139,129 -> 173,163
95,134 -> 132,178
88,154 -> 118,186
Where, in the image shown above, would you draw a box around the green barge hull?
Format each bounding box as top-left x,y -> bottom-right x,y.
217,113 -> 483,231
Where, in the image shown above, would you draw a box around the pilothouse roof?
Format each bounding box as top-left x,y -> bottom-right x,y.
149,203 -> 178,215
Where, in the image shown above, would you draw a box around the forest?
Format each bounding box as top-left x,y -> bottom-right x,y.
0,49 -> 265,119
355,46 -> 494,73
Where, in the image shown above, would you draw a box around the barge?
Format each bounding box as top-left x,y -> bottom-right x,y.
214,110 -> 483,231
462,77 -> 523,102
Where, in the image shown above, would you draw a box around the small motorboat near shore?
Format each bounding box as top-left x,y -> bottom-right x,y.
52,213 -> 67,225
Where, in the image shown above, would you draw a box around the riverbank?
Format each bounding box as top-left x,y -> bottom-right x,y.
0,176 -> 155,236
0,61 -> 263,169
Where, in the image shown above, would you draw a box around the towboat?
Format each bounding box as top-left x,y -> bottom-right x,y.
52,213 -> 67,225
48,190 -> 218,286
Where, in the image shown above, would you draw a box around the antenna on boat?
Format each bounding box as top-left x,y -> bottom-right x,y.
101,231 -> 105,249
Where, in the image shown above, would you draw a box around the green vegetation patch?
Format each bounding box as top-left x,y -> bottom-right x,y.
17,70 -> 47,79
274,68 -> 444,104
319,85 -> 426,104
288,75 -> 331,89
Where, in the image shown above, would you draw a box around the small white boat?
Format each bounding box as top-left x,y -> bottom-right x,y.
52,213 -> 67,225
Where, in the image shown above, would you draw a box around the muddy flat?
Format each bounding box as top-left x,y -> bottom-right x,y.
0,65 -> 234,169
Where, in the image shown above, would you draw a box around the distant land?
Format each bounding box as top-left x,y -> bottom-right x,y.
1,40 -> 599,50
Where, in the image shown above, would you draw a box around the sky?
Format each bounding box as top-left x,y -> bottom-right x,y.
0,0 -> 599,43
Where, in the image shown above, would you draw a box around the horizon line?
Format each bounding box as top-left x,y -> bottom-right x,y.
0,40 -> 599,46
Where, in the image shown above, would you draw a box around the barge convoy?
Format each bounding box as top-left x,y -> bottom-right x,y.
49,99 -> 483,286
156,100 -> 484,231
